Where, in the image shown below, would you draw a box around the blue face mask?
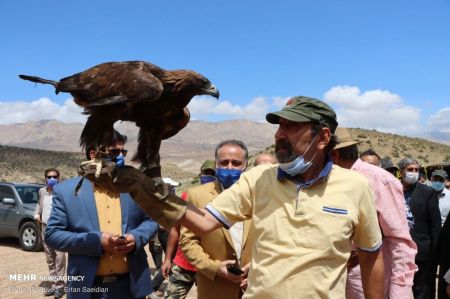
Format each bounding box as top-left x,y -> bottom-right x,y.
431,181 -> 445,192
114,154 -> 125,167
278,135 -> 318,176
200,175 -> 216,185
216,168 -> 243,189
47,178 -> 59,188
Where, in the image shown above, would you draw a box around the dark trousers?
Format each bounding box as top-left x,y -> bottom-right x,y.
90,275 -> 145,299
149,227 -> 169,291
438,266 -> 450,299
413,260 -> 437,299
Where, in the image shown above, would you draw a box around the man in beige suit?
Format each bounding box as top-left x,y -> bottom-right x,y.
179,140 -> 253,299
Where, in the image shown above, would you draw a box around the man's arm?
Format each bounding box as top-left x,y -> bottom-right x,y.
34,188 -> 43,223
428,189 -> 442,250
375,179 -> 417,297
161,224 -> 180,278
126,206 -> 159,251
112,167 -> 226,233
179,204 -> 222,235
45,191 -> 103,256
179,193 -> 242,284
352,178 -> 385,299
179,222 -> 241,283
358,248 -> 384,299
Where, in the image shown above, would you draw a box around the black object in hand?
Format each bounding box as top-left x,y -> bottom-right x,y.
227,264 -> 244,275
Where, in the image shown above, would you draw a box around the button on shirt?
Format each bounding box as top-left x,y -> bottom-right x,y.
94,188 -> 129,275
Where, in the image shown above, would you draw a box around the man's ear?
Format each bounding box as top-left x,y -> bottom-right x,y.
316,127 -> 331,150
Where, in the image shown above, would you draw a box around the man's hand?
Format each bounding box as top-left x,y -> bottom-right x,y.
100,232 -> 116,254
239,263 -> 251,291
161,259 -> 172,278
114,234 -> 136,254
446,283 -> 450,297
216,260 -> 244,284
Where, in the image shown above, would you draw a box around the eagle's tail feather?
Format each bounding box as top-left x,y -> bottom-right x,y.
79,114 -> 115,151
18,75 -> 60,93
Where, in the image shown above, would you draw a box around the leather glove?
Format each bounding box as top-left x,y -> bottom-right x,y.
113,166 -> 187,229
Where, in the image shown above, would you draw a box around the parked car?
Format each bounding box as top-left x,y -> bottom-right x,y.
0,182 -> 44,251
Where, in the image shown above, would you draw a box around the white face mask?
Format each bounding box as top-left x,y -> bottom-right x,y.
403,171 -> 419,185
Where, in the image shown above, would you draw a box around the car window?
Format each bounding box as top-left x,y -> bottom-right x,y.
0,186 -> 16,201
15,186 -> 41,204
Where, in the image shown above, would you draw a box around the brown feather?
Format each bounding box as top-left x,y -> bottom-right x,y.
19,60 -> 219,178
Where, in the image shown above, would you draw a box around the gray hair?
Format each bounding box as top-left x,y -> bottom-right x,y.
398,157 -> 419,170
215,139 -> 249,161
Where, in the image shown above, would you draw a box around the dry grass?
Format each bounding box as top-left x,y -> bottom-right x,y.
247,128 -> 450,167
1,127 -> 449,184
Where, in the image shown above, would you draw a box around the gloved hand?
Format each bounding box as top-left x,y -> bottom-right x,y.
113,166 -> 187,229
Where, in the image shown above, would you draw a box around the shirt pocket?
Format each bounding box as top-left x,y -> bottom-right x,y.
322,206 -> 349,215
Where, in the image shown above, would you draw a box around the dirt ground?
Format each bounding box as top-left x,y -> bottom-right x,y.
0,238 -> 197,299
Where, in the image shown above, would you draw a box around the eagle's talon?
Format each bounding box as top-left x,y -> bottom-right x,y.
150,177 -> 171,200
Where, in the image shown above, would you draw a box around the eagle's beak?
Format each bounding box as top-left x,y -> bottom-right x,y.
205,85 -> 220,99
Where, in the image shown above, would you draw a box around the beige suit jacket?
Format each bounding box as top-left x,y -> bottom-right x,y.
179,181 -> 253,299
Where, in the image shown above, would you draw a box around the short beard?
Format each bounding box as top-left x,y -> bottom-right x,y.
275,139 -> 297,163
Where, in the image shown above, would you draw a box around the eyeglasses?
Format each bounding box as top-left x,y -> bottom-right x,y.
47,176 -> 58,179
109,149 -> 128,156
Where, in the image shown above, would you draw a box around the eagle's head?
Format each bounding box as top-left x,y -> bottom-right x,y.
164,70 -> 220,101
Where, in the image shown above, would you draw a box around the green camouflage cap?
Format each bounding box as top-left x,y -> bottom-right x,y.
431,169 -> 448,179
266,96 -> 338,133
200,160 -> 216,173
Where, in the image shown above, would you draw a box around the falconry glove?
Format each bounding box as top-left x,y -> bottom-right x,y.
112,166 -> 187,229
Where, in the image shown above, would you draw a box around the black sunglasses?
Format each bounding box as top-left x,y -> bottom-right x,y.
47,175 -> 58,179
109,149 -> 128,156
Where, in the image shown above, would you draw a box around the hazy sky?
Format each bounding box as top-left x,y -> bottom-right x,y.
1,0 -> 449,138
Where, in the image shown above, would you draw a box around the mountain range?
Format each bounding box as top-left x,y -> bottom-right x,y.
1,119 -> 449,184
0,119 -> 277,174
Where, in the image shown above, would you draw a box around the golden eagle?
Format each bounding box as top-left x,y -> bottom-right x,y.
19,61 -> 219,178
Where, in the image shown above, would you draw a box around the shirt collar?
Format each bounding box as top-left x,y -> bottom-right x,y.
277,155 -> 333,189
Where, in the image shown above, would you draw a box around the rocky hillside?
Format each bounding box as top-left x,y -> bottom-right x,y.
0,119 -> 277,173
0,145 -> 196,184
247,128 -> 450,167
1,120 -> 449,184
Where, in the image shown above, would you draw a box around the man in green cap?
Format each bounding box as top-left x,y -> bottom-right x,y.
112,96 -> 384,299
198,159 -> 217,184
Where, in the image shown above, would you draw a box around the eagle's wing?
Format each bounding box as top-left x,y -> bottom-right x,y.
58,61 -> 164,107
160,108 -> 191,140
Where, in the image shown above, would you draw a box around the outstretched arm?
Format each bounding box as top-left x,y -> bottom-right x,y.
113,166 -> 222,233
180,205 -> 222,235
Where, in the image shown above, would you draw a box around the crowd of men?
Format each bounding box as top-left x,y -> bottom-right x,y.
37,96 -> 450,299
